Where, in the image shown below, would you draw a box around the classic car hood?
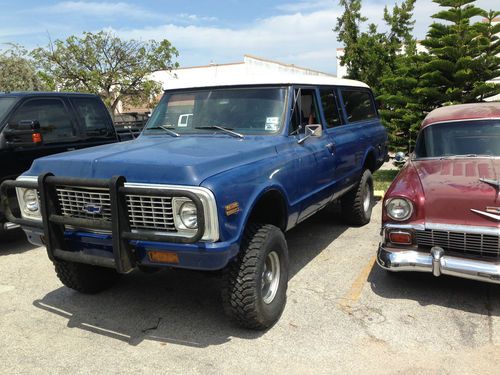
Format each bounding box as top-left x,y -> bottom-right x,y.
413,158 -> 500,227
25,135 -> 280,186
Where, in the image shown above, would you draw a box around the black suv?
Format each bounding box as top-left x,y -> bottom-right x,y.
0,92 -> 117,233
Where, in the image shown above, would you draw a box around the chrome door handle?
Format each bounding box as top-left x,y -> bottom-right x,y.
325,143 -> 335,154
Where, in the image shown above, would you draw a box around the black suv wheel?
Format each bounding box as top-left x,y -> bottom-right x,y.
222,223 -> 289,330
341,169 -> 374,226
54,259 -> 119,294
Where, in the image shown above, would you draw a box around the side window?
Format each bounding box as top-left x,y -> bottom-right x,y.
319,88 -> 343,128
290,89 -> 319,134
8,99 -> 76,141
72,97 -> 112,134
341,90 -> 377,123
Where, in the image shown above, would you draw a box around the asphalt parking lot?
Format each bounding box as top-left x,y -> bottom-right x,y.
1,202 -> 499,374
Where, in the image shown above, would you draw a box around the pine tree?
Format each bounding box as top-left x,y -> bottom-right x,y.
379,41 -> 429,152
420,0 -> 499,105
334,0 -> 367,81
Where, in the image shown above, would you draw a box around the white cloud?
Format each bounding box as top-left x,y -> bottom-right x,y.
47,1 -> 160,19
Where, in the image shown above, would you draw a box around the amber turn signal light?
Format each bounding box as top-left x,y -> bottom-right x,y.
148,251 -> 179,264
32,132 -> 43,144
389,231 -> 412,245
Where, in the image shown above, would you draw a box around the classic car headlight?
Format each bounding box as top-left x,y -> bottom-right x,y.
16,187 -> 42,220
179,201 -> 198,229
172,197 -> 199,231
385,198 -> 413,221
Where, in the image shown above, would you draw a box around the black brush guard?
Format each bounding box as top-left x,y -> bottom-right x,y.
0,173 -> 205,273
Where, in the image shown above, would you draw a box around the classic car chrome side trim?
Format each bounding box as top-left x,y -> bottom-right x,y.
377,246 -> 500,284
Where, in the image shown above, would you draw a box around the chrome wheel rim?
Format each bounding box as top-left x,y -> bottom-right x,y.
363,185 -> 371,213
261,251 -> 280,304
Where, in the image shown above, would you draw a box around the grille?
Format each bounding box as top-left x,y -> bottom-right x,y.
56,186 -> 177,232
126,195 -> 176,231
57,187 -> 111,221
416,229 -> 500,258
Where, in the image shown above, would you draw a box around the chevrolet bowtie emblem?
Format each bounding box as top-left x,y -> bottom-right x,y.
471,208 -> 500,221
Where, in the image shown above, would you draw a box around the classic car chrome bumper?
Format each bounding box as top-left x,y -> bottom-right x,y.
377,245 -> 500,284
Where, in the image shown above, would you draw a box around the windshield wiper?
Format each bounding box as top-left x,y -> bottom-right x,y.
147,125 -> 180,137
194,125 -> 244,139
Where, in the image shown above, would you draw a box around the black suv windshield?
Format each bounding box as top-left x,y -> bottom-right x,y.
145,87 -> 287,135
415,119 -> 500,158
0,97 -> 17,123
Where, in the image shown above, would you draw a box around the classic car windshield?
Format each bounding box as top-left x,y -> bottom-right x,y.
415,119 -> 500,158
0,97 -> 17,123
145,87 -> 287,135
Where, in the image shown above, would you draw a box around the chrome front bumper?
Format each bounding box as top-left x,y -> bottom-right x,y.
377,245 -> 500,284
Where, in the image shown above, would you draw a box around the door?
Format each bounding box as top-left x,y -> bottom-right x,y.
4,97 -> 82,177
290,87 -> 337,222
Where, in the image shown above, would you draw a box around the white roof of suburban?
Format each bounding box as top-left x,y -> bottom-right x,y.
151,55 -> 369,91
163,73 -> 369,90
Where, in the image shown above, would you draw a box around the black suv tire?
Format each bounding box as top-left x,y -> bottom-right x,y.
222,223 -> 289,330
341,169 -> 374,226
54,259 -> 119,294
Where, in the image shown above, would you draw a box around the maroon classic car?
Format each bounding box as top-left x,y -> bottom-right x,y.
377,103 -> 500,284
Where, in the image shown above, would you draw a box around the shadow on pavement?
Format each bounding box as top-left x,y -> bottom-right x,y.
32,204 -> 351,347
0,228 -> 37,255
368,263 -> 500,317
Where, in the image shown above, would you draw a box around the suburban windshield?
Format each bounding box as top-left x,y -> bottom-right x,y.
0,97 -> 17,123
145,87 -> 287,135
415,119 -> 500,158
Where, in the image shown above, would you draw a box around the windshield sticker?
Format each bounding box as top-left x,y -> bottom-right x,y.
265,117 -> 279,132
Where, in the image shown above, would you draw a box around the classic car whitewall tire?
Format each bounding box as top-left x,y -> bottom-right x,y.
222,223 -> 289,330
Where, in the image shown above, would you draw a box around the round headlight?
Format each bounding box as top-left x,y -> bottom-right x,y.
23,189 -> 39,213
179,201 -> 198,229
386,198 -> 413,221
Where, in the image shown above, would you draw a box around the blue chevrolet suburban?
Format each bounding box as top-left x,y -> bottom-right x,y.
1,76 -> 387,329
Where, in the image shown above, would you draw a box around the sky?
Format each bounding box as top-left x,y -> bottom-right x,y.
0,0 -> 496,75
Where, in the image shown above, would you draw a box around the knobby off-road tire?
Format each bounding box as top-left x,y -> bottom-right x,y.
341,169 -> 374,226
222,223 -> 289,330
54,259 -> 119,294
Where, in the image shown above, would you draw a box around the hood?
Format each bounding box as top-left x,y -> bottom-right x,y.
413,158 -> 500,228
26,135 -> 280,186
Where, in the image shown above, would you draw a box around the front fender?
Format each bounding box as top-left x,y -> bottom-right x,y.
201,157 -> 295,245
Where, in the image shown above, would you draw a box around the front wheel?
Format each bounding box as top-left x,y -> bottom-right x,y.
341,169 -> 374,226
53,259 -> 119,294
222,223 -> 289,330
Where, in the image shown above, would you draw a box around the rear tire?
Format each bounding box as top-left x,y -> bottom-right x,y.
54,259 -> 119,294
341,169 -> 373,226
222,223 -> 289,330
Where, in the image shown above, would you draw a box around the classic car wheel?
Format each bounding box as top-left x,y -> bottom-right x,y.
341,169 -> 373,226
53,259 -> 120,294
222,223 -> 289,330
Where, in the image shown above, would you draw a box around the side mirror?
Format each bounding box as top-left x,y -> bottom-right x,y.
394,151 -> 407,164
4,120 -> 42,145
17,120 -> 41,131
298,124 -> 323,144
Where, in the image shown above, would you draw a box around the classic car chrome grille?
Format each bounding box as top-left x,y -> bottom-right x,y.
126,195 -> 176,231
416,229 -> 500,258
56,186 -> 177,232
57,187 -> 111,221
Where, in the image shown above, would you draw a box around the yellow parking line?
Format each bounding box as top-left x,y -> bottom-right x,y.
339,255 -> 376,310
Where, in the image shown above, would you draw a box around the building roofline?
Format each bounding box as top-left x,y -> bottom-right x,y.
243,54 -> 335,77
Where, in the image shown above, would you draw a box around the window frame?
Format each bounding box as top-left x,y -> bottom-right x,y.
69,96 -> 114,137
338,87 -> 379,125
6,97 -> 81,143
288,86 -> 323,135
318,86 -> 344,129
